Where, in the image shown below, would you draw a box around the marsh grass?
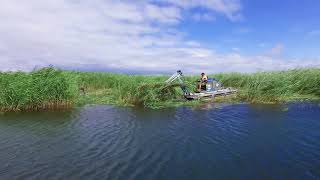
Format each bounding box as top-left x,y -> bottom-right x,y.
0,68 -> 77,111
73,72 -> 184,108
1,68 -> 319,111
215,68 -> 320,103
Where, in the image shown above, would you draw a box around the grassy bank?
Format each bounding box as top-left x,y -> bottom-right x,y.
1,67 -> 319,111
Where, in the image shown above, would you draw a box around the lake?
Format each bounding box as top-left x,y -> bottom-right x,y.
0,103 -> 319,179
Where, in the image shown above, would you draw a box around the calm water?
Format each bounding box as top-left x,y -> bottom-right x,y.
0,103 -> 320,180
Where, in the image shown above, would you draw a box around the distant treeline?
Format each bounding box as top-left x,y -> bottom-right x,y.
0,67 -> 319,111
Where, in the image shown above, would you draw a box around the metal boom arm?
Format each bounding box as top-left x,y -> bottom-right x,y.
165,70 -> 191,96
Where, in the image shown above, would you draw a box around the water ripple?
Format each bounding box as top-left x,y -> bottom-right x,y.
0,103 -> 319,179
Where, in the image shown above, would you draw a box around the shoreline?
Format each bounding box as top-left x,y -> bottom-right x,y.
1,99 -> 319,113
1,67 -> 319,112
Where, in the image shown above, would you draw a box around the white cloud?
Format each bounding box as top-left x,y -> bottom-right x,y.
233,27 -> 252,34
144,4 -> 181,24
0,0 -> 319,73
268,43 -> 285,56
232,47 -> 240,52
158,0 -> 243,21
191,13 -> 216,21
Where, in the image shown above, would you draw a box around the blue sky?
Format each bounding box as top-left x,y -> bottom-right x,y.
0,0 -> 319,73
180,0 -> 320,58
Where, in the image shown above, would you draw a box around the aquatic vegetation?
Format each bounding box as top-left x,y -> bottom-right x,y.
0,67 -> 77,111
73,71 -> 183,108
0,67 -> 319,111
215,68 -> 320,102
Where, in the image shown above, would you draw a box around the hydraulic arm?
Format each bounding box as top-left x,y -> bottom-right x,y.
165,70 -> 191,97
165,70 -> 237,100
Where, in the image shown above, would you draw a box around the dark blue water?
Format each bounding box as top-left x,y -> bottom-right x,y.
0,103 -> 320,179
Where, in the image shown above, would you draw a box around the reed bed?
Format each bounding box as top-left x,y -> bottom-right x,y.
1,67 -> 319,111
215,68 -> 320,102
72,71 -> 182,108
0,68 -> 77,111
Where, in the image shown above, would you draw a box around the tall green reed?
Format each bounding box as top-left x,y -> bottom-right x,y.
0,67 -> 77,111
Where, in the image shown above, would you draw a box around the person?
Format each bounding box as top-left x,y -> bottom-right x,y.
201,72 -> 208,82
197,72 -> 208,91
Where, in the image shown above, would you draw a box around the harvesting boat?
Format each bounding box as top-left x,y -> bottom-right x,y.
165,70 -> 237,100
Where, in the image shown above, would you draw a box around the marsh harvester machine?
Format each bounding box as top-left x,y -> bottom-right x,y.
165,70 -> 236,100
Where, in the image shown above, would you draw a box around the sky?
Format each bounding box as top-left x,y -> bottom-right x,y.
0,0 -> 320,74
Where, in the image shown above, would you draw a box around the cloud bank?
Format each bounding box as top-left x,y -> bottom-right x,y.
0,0 -> 319,73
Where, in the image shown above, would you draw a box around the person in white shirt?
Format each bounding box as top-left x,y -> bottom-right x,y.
197,73 -> 208,91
